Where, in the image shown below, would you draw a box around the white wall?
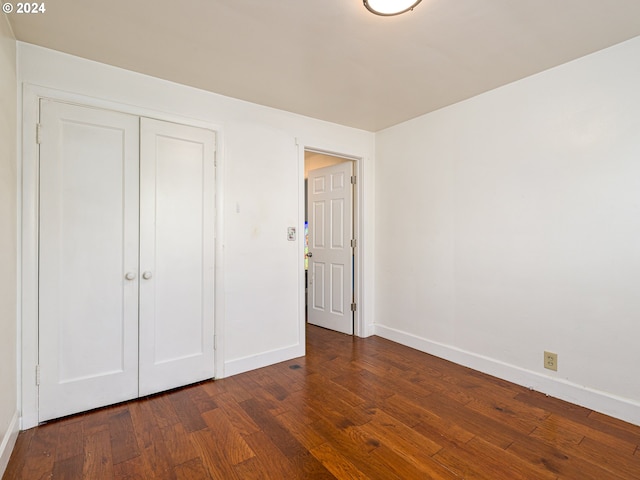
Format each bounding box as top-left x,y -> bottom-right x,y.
0,13 -> 18,477
17,43 -> 375,427
375,36 -> 640,426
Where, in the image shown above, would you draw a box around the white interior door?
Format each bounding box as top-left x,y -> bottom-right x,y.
307,162 -> 354,335
138,118 -> 216,396
38,100 -> 140,422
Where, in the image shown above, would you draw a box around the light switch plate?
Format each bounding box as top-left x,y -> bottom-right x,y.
287,227 -> 296,241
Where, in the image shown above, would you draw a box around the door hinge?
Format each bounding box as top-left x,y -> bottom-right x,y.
36,124 -> 42,144
350,175 -> 356,185
351,303 -> 357,312
35,365 -> 40,386
351,238 -> 357,248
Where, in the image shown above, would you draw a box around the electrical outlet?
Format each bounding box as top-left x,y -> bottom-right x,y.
544,351 -> 558,371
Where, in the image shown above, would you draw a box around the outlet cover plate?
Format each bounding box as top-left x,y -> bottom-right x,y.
544,351 -> 558,371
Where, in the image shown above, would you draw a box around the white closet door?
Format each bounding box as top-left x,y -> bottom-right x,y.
38,100 -> 140,422
139,118 -> 216,396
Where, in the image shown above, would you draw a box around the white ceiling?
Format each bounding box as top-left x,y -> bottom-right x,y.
8,0 -> 640,131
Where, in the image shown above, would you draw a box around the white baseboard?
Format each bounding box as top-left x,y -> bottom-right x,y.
374,324 -> 640,427
0,410 -> 19,478
224,343 -> 305,378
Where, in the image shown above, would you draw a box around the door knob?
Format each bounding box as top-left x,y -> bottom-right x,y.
307,252 -> 313,257
125,272 -> 136,280
142,271 -> 153,280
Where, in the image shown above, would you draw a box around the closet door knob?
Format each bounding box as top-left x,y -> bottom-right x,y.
142,271 -> 153,280
125,272 -> 136,280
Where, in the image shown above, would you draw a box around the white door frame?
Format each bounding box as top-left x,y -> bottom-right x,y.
19,84 -> 226,429
299,143 -> 364,339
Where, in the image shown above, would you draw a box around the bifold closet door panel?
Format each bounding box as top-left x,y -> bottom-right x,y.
38,100 -> 141,422
139,117 -> 216,396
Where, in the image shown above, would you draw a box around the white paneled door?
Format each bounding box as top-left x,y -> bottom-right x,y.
307,162 -> 354,335
139,118 -> 215,396
39,100 -> 141,422
38,101 -> 215,422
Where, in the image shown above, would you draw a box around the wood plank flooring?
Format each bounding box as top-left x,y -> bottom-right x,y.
4,325 -> 640,479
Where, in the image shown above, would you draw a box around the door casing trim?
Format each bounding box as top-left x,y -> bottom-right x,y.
298,143 -> 365,340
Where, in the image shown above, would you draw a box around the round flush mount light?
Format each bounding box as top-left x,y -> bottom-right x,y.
363,0 -> 422,16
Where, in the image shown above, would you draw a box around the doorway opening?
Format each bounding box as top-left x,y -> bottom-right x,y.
304,150 -> 357,335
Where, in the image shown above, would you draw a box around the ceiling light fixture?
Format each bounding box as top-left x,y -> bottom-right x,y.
363,0 -> 422,16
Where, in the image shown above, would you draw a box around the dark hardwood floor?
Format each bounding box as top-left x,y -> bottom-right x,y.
4,325 -> 640,479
